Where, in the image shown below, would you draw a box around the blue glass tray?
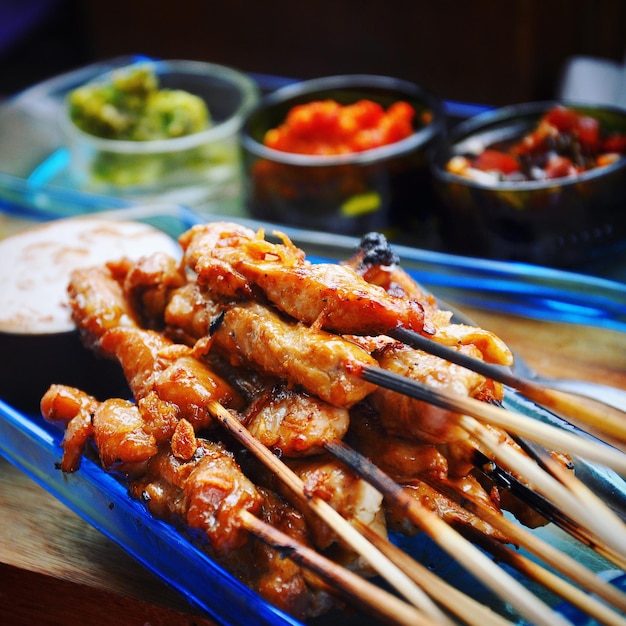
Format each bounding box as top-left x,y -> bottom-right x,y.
0,205 -> 624,625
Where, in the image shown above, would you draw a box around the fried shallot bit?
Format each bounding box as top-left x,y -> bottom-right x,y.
243,383 -> 350,457
99,326 -> 245,434
180,221 -> 427,335
130,438 -> 263,557
170,418 -> 198,461
41,384 -> 99,472
210,301 -> 377,408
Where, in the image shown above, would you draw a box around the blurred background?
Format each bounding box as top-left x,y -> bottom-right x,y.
1,0 -> 625,106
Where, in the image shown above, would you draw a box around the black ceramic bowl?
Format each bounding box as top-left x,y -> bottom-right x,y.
240,75 -> 445,237
430,101 -> 626,268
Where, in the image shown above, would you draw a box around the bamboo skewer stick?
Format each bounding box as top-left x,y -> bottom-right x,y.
239,510 -> 438,626
427,475 -> 626,615
324,439 -> 571,626
521,435 -> 626,524
206,400 -> 454,625
360,365 -> 626,473
470,448 -> 626,570
474,534 -> 626,626
329,442 -> 626,626
520,446 -> 626,570
354,521 -> 516,626
461,415 -> 626,560
387,326 -> 626,446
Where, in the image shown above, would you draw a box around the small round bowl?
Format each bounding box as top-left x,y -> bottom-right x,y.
240,75 -> 445,237
0,217 -> 182,413
431,101 -> 626,267
62,59 -> 259,213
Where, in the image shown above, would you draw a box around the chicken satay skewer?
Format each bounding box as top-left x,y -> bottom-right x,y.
179,221 -> 428,336
205,401 -> 455,624
326,440 -> 626,626
239,510 -> 443,626
208,400 -> 566,626
361,359 -> 626,553
182,222 -> 626,445
200,295 -> 626,556
360,365 -> 626,473
204,296 -> 626,473
389,326 -> 626,447
43,385 -> 438,626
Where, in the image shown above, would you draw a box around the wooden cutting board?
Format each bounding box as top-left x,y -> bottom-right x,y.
1,307 -> 625,625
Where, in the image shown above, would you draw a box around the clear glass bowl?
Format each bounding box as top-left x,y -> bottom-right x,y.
61,59 -> 259,214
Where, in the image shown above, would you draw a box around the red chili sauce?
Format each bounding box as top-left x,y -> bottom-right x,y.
263,99 -> 422,155
448,106 -> 626,182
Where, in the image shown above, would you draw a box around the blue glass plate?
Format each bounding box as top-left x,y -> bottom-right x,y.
0,205 -> 624,625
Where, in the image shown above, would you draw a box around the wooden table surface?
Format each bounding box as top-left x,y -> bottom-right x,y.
1,301 -> 625,625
